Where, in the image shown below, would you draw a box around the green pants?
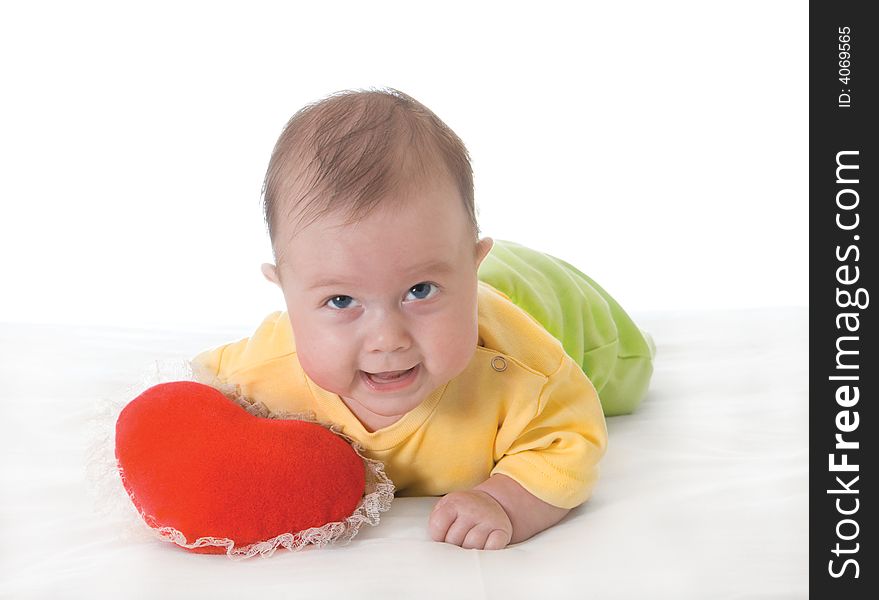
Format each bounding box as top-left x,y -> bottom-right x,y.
477,240 -> 655,416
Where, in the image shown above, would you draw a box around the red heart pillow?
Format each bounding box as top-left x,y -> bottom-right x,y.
115,381 -> 366,555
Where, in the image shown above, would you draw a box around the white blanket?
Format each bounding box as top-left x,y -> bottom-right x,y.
0,308 -> 807,599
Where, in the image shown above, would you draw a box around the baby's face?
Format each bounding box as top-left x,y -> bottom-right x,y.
263,174 -> 493,427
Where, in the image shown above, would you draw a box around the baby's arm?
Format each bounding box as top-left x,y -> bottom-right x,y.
429,355 -> 607,550
428,474 -> 569,550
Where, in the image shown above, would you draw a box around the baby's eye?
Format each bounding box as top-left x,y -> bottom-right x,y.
405,282 -> 438,302
326,295 -> 360,310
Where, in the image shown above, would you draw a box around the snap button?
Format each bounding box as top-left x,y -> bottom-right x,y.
491,356 -> 507,372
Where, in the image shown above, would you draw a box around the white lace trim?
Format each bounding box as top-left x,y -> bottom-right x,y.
85,359 -> 395,560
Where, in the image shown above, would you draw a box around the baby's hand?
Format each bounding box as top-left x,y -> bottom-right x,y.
428,489 -> 513,550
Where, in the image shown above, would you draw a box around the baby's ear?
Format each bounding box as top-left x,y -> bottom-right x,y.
261,263 -> 281,287
475,237 -> 494,268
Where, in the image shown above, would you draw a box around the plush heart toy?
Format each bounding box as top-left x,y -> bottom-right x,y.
115,381 -> 368,555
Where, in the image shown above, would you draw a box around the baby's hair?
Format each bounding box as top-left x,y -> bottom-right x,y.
261,87 -> 478,265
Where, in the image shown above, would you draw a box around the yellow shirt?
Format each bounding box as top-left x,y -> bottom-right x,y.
191,281 -> 608,509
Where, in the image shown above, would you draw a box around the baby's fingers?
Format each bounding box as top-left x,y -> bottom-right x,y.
428,500 -> 458,542
442,516 -> 476,547
428,491 -> 512,549
463,526 -> 511,550
484,528 -> 511,550
461,526 -> 488,549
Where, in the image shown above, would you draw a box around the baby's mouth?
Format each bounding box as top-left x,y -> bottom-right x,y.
364,366 -> 416,382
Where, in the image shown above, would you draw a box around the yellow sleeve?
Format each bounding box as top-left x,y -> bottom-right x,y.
490,355 -> 608,509
190,311 -> 290,384
190,340 -> 239,384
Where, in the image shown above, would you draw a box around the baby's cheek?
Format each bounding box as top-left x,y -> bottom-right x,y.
297,344 -> 354,393
429,323 -> 477,379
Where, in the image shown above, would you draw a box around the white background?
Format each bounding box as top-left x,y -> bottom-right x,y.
0,1 -> 807,329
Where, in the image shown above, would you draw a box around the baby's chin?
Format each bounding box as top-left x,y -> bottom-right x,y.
355,374 -> 430,411
337,390 -> 424,424
357,398 -> 423,417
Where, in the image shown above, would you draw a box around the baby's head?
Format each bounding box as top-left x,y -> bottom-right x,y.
260,88 -> 493,426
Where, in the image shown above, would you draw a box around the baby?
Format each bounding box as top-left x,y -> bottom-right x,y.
192,88 -> 613,550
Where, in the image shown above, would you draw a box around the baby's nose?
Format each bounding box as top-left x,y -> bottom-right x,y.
366,311 -> 412,354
